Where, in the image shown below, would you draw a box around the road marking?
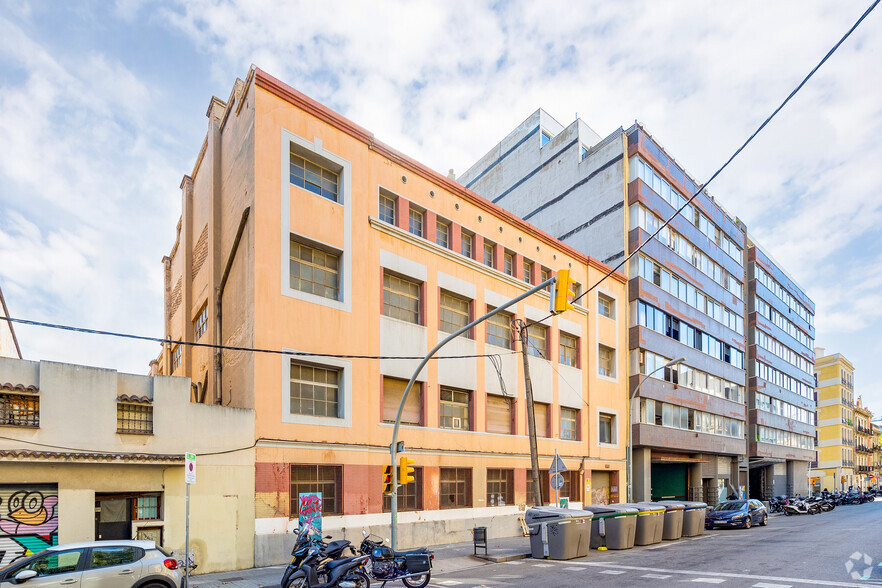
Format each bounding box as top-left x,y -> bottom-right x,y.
532,563 -> 555,567
692,580 -> 726,584
501,561 -> 523,565
599,570 -> 627,575
752,583 -> 793,588
577,563 -> 869,587
642,574 -> 673,579
564,567 -> 584,571
437,581 -> 462,586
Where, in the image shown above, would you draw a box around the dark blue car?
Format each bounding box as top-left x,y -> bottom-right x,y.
705,499 -> 768,529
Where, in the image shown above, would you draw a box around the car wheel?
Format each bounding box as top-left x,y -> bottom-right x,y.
760,514 -> 768,526
744,517 -> 751,529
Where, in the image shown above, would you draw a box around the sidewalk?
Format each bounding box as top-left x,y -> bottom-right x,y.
190,535 -> 531,588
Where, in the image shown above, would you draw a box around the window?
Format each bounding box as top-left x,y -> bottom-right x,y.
483,241 -> 495,268
581,145 -> 589,160
572,282 -> 582,306
541,268 -> 550,291
503,252 -> 514,276
291,465 -> 343,515
16,549 -> 85,577
533,402 -> 549,437
559,333 -> 578,367
382,377 -> 421,425
436,220 -> 450,248
408,207 -> 424,237
440,291 -> 470,336
171,345 -> 181,372
461,232 -> 473,258
90,546 -> 138,569
133,495 -> 161,520
486,308 -> 513,349
290,239 -> 340,300
486,395 -> 513,434
383,468 -> 423,512
487,469 -> 514,507
560,407 -> 578,440
290,361 -> 340,417
598,345 -> 615,377
440,468 -> 472,509
560,470 -> 581,503
541,130 -> 552,147
117,402 -> 153,434
440,387 -> 470,430
193,303 -> 208,341
290,151 -> 338,202
0,392 -> 39,427
383,273 -> 421,324
526,324 -> 547,358
523,261 -> 533,284
599,413 -> 614,444
598,294 -> 615,319
379,193 -> 396,224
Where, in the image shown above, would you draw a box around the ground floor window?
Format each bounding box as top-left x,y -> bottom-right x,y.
383,468 -> 423,512
290,465 -> 343,515
440,468 -> 472,509
486,469 -> 514,507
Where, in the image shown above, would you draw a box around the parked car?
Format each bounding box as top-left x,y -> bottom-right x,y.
705,499 -> 768,529
0,540 -> 182,588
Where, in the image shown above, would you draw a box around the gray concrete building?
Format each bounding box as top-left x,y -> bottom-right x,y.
746,239 -> 816,498
459,110 -> 749,504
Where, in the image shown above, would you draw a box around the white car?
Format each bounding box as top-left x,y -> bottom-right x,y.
0,540 -> 183,588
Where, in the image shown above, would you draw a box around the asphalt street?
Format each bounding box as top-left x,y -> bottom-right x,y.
427,501 -> 882,588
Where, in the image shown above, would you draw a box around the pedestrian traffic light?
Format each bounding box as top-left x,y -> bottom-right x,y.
399,457 -> 416,485
383,465 -> 394,494
550,269 -> 575,314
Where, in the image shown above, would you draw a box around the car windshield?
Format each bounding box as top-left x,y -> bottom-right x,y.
713,501 -> 746,511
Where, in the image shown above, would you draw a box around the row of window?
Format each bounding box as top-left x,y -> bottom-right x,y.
632,254 -> 744,335
637,301 -> 745,369
754,360 -> 814,399
639,398 -> 745,439
755,296 -> 813,350
379,192 -> 580,300
631,204 -> 742,299
754,265 -> 813,327
640,350 -> 745,404
754,392 -> 814,425
755,328 -> 812,375
291,464 -> 584,514
0,392 -> 153,434
631,156 -> 742,266
756,425 -> 813,450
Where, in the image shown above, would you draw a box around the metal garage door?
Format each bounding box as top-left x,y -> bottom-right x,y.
0,484 -> 59,567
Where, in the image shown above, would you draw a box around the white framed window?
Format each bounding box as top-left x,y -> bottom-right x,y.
282,353 -> 352,427
598,410 -> 618,446
379,192 -> 396,224
598,345 -> 615,378
598,294 -> 615,319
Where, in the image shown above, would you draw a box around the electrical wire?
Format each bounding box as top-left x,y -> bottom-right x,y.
532,0 -> 880,327
0,434 -> 258,457
0,316 -> 517,362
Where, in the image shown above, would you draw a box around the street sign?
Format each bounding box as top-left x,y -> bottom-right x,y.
549,454 -> 567,474
551,473 -> 565,490
185,452 -> 196,485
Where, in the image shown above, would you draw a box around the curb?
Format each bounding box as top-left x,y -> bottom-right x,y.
475,552 -> 530,563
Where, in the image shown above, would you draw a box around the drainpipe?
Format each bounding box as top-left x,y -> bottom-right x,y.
215,206 -> 251,405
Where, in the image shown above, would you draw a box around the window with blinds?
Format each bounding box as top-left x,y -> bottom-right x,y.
486,395 -> 512,434
533,402 -> 549,437
382,377 -> 421,425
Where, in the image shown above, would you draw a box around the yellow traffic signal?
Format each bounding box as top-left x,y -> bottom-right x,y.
382,465 -> 394,494
551,269 -> 575,314
399,457 -> 416,485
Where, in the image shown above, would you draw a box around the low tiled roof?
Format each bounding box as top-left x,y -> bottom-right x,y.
116,394 -> 151,404
0,449 -> 183,463
0,383 -> 38,394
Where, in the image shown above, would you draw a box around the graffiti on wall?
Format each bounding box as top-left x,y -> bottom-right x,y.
298,492 -> 322,540
0,487 -> 59,567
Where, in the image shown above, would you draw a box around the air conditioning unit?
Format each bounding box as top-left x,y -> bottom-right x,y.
452,417 -> 462,429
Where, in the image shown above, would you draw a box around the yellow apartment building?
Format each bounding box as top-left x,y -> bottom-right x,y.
854,399 -> 874,491
810,348 -> 854,492
155,67 -> 630,565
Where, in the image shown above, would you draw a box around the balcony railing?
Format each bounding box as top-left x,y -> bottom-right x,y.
856,445 -> 874,454
858,465 -> 873,473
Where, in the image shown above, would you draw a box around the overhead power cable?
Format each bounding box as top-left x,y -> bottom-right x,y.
0,434 -> 258,457
532,0 -> 880,327
0,316 -> 515,361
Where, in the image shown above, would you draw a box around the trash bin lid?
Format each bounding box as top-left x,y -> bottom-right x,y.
654,501 -> 686,511
581,504 -> 638,518
678,501 -> 708,510
525,506 -> 593,524
621,502 -> 666,515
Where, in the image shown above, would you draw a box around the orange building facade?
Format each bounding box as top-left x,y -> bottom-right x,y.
156,67 -> 628,565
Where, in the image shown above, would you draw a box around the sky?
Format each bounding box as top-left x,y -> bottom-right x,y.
0,1 -> 880,411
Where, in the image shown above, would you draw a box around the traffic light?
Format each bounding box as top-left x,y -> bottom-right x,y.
399,457 -> 416,485
550,269 -> 575,314
382,465 -> 394,494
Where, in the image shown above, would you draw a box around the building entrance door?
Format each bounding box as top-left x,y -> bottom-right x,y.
95,498 -> 132,540
650,463 -> 687,500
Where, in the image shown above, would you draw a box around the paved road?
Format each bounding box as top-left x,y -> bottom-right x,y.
428,501 -> 882,587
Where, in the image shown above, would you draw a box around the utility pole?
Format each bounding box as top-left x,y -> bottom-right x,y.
515,319 -> 542,507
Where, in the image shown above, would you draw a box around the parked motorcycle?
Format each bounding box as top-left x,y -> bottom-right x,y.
768,495 -> 787,513
358,530 -> 434,588
281,525 -> 358,588
783,498 -> 818,515
286,549 -> 371,588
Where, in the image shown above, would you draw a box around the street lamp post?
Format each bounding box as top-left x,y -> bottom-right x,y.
626,356 -> 686,503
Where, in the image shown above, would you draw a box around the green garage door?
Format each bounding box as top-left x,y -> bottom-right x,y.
651,463 -> 688,500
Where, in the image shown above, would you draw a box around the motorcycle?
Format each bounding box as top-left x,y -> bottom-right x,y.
768,496 -> 787,513
286,549 -> 371,588
281,525 -> 357,588
783,498 -> 818,515
358,530 -> 434,588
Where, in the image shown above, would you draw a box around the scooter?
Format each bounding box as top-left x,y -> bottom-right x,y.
783,498 -> 818,515
281,525 -> 357,588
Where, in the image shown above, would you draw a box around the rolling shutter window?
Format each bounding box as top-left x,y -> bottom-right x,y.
486,395 -> 512,434
383,377 -> 421,425
534,403 -> 549,437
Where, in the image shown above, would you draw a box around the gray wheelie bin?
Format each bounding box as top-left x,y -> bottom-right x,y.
679,501 -> 708,537
524,507 -> 593,559
619,502 -> 666,545
581,504 -> 638,550
655,501 -> 685,540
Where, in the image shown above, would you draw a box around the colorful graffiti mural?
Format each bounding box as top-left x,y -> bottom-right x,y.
0,486 -> 59,567
298,492 -> 322,539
